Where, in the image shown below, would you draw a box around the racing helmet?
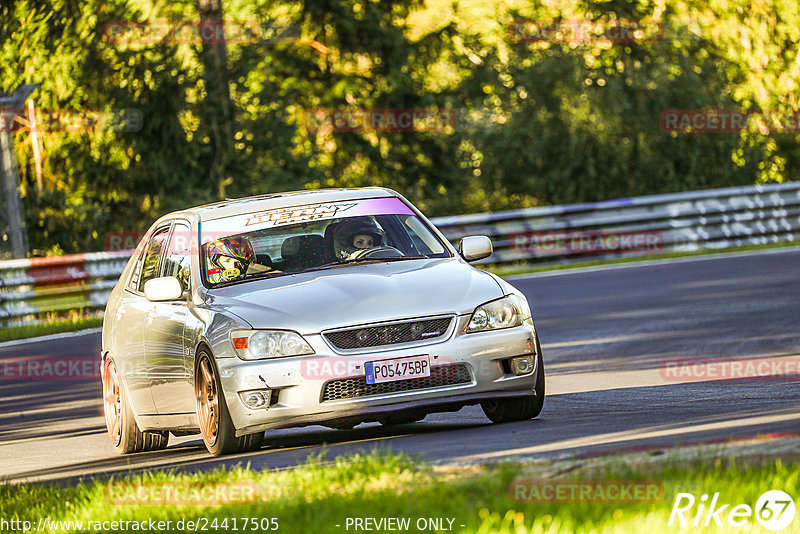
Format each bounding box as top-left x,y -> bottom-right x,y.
333,216 -> 385,259
205,235 -> 255,283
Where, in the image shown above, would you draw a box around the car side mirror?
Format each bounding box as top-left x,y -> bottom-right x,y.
459,235 -> 493,262
144,276 -> 184,302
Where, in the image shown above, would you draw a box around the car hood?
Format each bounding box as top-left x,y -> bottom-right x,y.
204,258 -> 504,334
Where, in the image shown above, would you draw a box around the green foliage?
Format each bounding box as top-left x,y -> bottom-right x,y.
1,0 -> 798,254
2,449 -> 799,533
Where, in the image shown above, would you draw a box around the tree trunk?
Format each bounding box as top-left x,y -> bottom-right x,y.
196,0 -> 235,199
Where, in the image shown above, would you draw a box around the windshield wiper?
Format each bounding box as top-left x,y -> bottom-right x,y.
297,255 -> 430,274
210,270 -> 288,288
342,254 -> 428,264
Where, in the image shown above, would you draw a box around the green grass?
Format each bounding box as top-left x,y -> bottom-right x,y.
2,450 -> 798,533
0,316 -> 103,343
486,240 -> 800,278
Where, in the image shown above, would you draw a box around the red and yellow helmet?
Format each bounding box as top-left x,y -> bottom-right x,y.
205,236 -> 255,283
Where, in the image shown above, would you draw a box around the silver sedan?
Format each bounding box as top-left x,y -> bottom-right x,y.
101,187 -> 544,456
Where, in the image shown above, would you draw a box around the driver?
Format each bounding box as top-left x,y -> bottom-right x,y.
333,217 -> 385,260
205,235 -> 268,284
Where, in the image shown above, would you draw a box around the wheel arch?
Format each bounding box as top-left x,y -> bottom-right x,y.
193,340 -> 214,375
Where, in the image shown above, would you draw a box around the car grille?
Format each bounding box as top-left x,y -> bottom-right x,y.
324,317 -> 453,350
321,364 -> 472,402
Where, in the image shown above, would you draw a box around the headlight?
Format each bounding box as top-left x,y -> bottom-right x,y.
465,294 -> 532,333
230,330 -> 314,360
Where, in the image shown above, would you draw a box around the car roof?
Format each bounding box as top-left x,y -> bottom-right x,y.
165,187 -> 400,222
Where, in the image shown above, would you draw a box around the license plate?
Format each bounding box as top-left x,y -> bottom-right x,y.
365,355 -> 431,385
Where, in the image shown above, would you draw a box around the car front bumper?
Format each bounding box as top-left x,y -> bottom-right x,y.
216,318 -> 540,436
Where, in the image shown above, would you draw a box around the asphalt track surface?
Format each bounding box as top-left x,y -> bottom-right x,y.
2,249 -> 799,484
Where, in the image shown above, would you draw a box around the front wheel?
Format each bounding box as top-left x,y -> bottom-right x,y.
481,340 -> 545,423
102,357 -> 168,454
195,350 -> 264,456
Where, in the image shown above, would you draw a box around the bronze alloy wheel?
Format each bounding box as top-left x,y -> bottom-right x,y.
102,357 -> 169,454
194,350 -> 265,456
196,356 -> 220,448
103,358 -> 122,446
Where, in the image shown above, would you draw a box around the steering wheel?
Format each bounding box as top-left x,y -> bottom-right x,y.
348,246 -> 405,260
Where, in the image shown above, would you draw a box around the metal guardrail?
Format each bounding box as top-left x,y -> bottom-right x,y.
1,182 -> 798,326
0,251 -> 132,326
433,181 -> 800,265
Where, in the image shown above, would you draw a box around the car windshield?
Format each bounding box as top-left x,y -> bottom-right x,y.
199,197 -> 451,287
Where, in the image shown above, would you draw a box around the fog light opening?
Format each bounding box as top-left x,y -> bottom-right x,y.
510,355 -> 534,376
239,389 -> 272,409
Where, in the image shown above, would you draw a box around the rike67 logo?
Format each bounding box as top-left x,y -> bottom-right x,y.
669,490 -> 795,531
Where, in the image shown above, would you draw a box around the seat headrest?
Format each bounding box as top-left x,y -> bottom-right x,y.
281,234 -> 325,259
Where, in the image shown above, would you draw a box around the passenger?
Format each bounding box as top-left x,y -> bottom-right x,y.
205,236 -> 270,283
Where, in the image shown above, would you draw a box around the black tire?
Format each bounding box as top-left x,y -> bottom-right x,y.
481,338 -> 545,423
195,350 -> 265,456
103,357 -> 169,454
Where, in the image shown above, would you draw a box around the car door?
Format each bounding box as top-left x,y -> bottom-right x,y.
146,221 -> 195,414
114,225 -> 171,416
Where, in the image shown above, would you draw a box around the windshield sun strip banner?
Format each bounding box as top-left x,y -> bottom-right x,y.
199,197 -> 415,243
